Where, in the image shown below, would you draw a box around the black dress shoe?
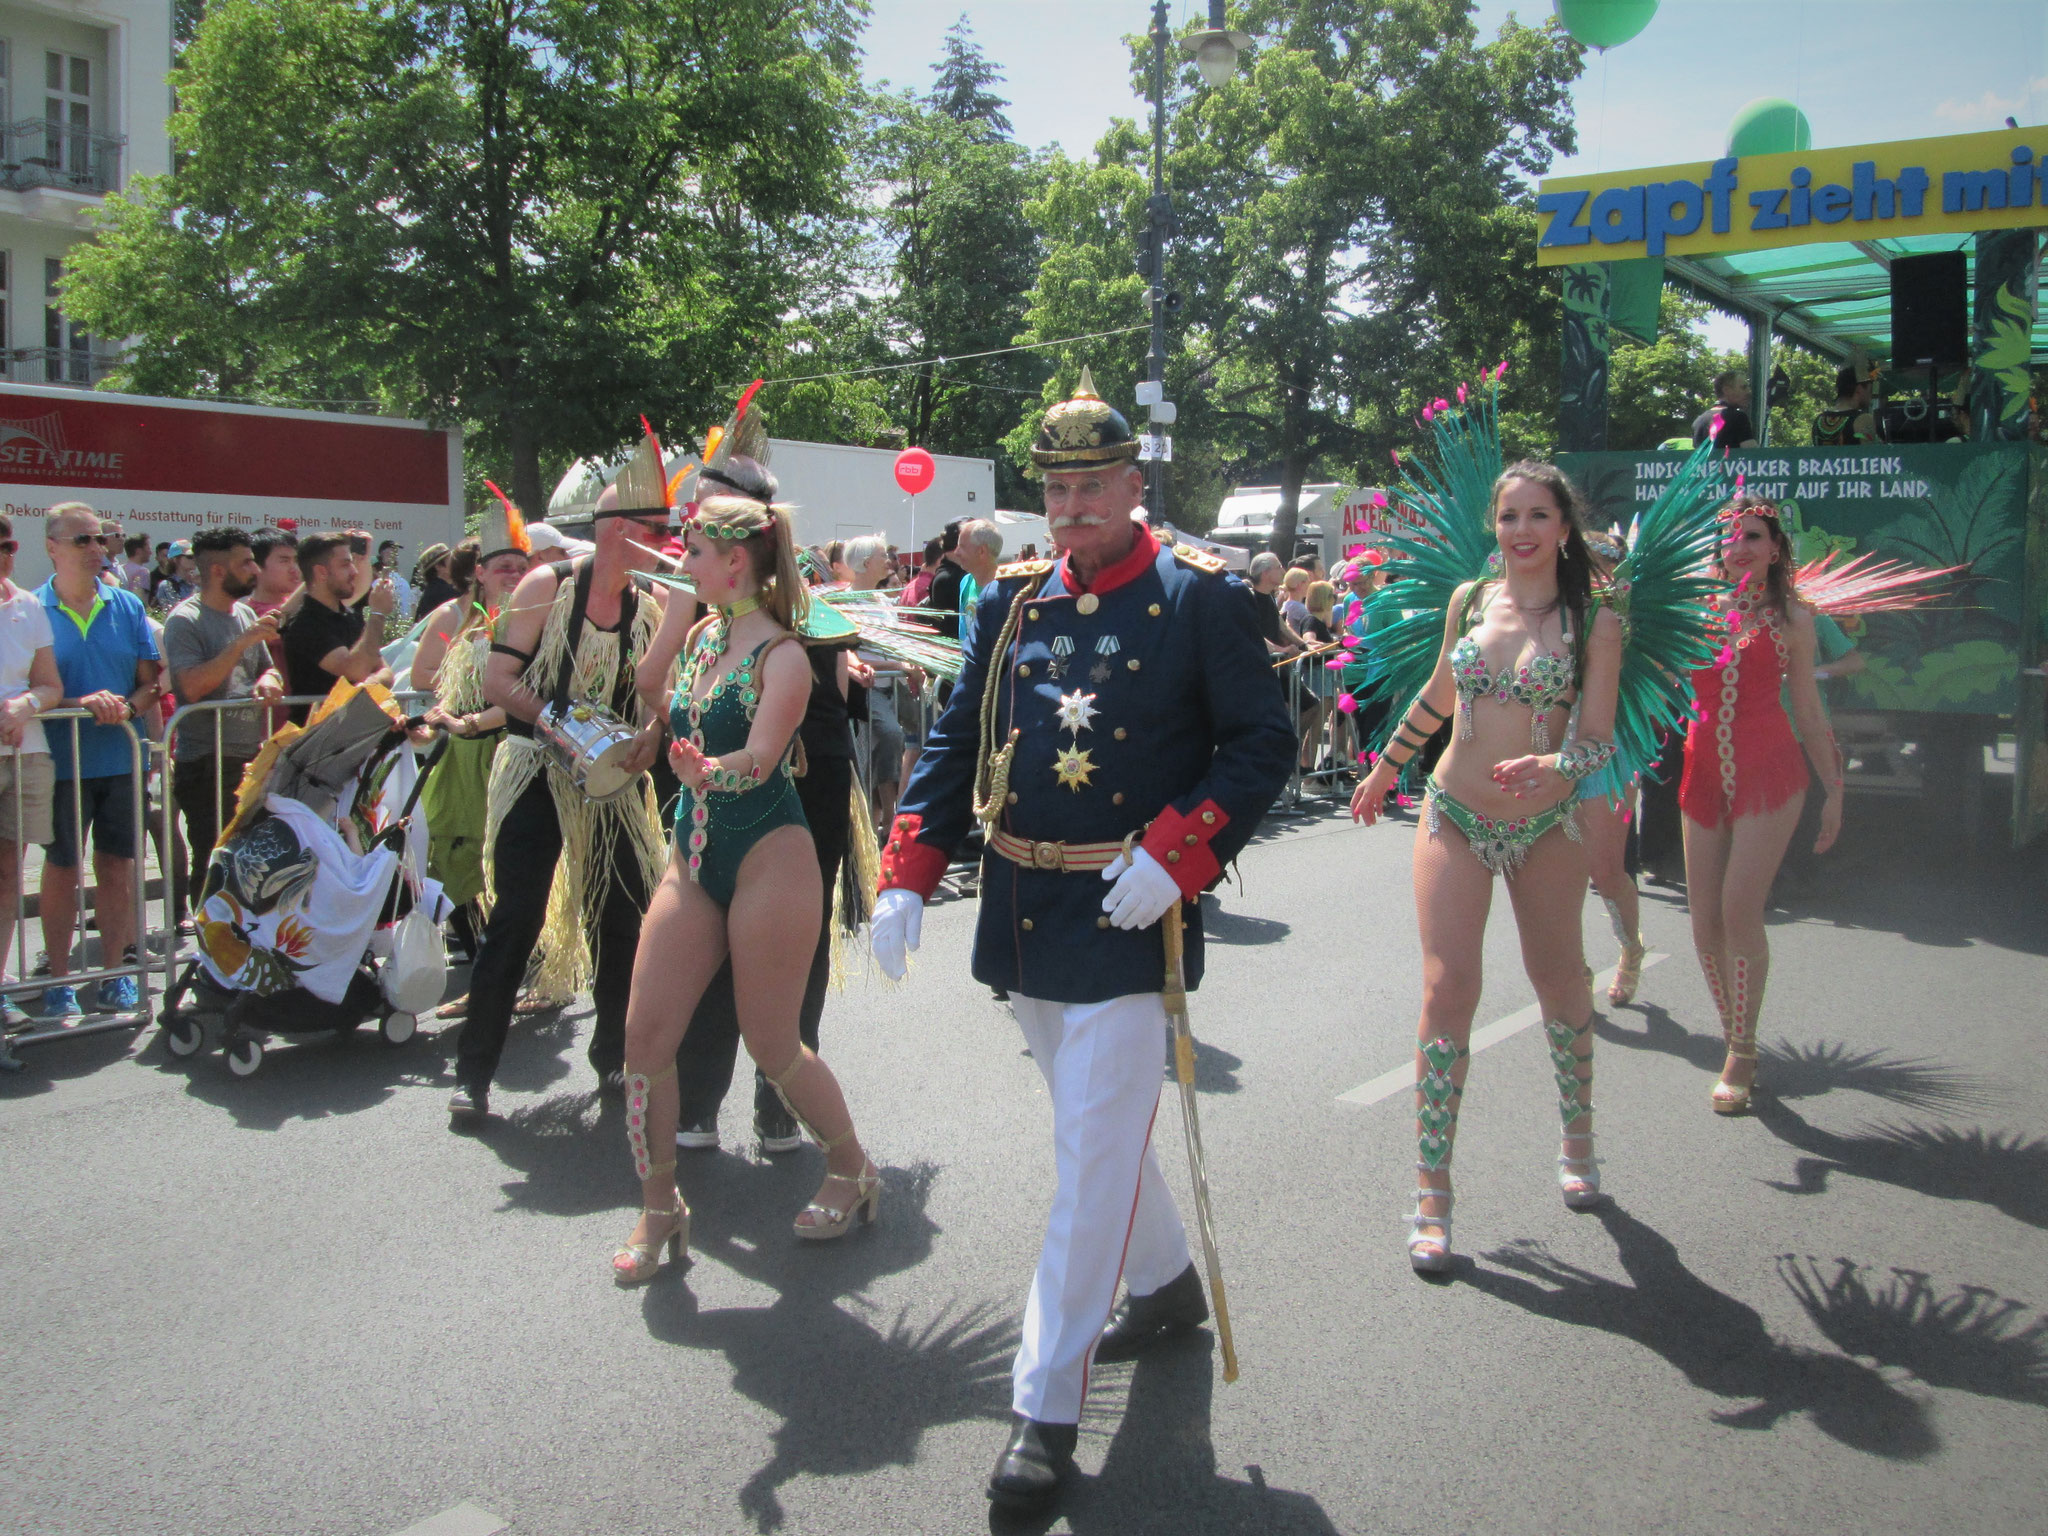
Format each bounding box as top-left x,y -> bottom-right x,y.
1094,1262 -> 1208,1362
986,1415 -> 1076,1509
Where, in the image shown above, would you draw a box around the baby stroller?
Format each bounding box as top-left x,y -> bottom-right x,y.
159,685 -> 452,1077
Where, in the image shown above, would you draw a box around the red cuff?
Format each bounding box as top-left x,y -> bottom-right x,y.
879,812 -> 949,900
1140,799 -> 1229,901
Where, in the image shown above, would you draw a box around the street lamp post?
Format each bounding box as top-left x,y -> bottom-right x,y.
1139,1 -> 1249,521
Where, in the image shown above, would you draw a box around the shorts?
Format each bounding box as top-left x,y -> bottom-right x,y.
895,682 -> 927,748
0,752 -> 55,846
47,772 -> 139,867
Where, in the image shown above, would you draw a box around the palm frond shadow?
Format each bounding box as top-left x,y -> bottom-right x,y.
1779,1256 -> 2048,1408
1464,1204 -> 1936,1460
1756,1101 -> 2048,1230
1597,1005 -> 1996,1113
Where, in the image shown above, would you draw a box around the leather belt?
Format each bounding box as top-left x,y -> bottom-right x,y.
987,828 -> 1133,874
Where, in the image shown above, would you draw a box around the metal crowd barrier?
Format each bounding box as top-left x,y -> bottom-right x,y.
1274,644 -> 1357,812
154,691 -> 432,1012
3,709 -> 153,1052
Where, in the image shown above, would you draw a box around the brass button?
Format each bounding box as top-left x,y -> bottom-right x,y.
1028,608 -> 1040,620
1113,792 -> 1125,805
1006,791 -> 1018,805
1126,658 -> 1141,672
1096,915 -> 1111,929
1148,603 -> 1161,617
1017,663 -> 1031,677
1113,727 -> 1127,740
1201,810 -> 1217,824
1077,593 -> 1100,615
1166,850 -> 1181,864
1184,833 -> 1198,845
1021,918 -> 1034,931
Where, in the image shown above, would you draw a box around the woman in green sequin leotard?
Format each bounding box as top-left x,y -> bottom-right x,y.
613,482 -> 878,1286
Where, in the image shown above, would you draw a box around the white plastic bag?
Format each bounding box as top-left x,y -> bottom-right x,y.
380,893 -> 446,1015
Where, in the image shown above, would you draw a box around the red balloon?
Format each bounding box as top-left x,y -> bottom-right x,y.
894,446 -> 936,495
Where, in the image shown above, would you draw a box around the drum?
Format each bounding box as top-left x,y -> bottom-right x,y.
536,700 -> 641,800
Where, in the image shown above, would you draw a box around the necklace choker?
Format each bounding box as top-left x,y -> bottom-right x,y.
718,594 -> 763,620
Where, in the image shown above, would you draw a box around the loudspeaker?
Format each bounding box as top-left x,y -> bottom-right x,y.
1890,251 -> 1968,367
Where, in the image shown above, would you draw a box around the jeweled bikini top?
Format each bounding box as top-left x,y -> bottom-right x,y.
1450,582 -> 1577,751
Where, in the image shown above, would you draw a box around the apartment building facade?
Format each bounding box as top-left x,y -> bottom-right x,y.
0,1 -> 169,386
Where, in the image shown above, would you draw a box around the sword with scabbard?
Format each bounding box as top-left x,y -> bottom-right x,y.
1161,900 -> 1239,1382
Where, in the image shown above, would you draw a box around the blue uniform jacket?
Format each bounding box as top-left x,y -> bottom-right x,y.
882,526 -> 1294,1004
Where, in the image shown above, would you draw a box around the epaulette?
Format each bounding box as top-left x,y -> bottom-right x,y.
1172,543 -> 1227,574
996,559 -> 1053,579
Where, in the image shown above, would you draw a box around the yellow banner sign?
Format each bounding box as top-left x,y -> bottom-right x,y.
1536,125 -> 2046,266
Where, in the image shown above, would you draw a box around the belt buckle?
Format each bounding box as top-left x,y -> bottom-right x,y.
1032,840 -> 1062,871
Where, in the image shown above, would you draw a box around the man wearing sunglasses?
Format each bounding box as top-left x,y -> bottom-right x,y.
451,459 -> 672,1122
36,502 -> 161,1018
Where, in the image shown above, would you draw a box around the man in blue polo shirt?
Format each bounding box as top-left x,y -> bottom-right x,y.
37,502 -> 162,1017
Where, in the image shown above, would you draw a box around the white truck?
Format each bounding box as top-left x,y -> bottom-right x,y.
0,382 -> 463,587
1206,482 -> 1397,570
550,437 -> 1011,562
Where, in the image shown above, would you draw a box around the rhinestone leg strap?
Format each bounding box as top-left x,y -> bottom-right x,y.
625,1065 -> 676,1180
1416,1036 -> 1468,1172
1545,1017 -> 1594,1129
1728,952 -> 1767,1060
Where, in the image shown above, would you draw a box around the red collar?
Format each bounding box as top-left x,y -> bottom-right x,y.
1059,521 -> 1159,598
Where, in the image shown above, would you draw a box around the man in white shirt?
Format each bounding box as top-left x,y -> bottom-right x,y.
374,541 -> 415,617
0,515 -> 61,1061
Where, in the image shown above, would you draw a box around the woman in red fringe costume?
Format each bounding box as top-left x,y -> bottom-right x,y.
1680,495 -> 1842,1114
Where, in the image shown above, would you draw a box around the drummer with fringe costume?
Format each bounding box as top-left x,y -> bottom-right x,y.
448,424 -> 675,1122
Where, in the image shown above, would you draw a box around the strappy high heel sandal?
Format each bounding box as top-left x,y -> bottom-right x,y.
795,1150 -> 882,1241
1407,1178 -> 1453,1274
612,1193 -> 689,1285
1607,941 -> 1647,1005
1546,1018 -> 1604,1208
1711,1044 -> 1757,1115
1710,953 -> 1763,1115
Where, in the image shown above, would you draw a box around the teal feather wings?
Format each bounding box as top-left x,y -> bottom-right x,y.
1585,439 -> 1730,802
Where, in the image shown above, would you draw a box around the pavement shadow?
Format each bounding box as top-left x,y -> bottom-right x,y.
0,1022 -> 137,1099
1596,1004 -> 1995,1115
483,1086 -> 625,1218
1754,1098 -> 2048,1230
993,1335 -> 1338,1535
1196,897 -> 1291,947
1464,1203 -> 1936,1460
136,1015 -> 446,1131
638,1157 -> 1017,1533
1778,1256 -> 2048,1408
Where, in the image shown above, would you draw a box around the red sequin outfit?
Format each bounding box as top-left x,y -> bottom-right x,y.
1679,594 -> 1807,828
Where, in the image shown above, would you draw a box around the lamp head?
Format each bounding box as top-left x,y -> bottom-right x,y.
1179,27 -> 1250,88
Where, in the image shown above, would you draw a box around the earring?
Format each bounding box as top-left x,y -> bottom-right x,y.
1485,551 -> 1503,576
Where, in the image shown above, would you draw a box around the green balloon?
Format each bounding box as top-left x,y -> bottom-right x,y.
1727,98 -> 1813,158
1553,0 -> 1659,51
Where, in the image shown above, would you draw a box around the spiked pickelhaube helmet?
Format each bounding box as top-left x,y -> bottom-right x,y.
1028,368 -> 1141,475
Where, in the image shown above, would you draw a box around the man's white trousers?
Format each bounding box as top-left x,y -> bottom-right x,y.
1008,991 -> 1193,1424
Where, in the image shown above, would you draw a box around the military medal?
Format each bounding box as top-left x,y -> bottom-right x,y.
1055,689 -> 1099,734
1052,745 -> 1096,791
1047,634 -> 1075,680
1094,635 -> 1121,656
1088,660 -> 1112,685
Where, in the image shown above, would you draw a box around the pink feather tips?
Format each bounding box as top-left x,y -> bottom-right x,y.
1358,750 -> 1373,765
1324,658 -> 1345,672
1713,644 -> 1735,670
1456,383 -> 1469,404
1734,571 -> 1752,593
1390,450 -> 1403,469
1432,397 -> 1449,414
1336,692 -> 1357,714
1341,633 -> 1362,648
1420,405 -> 1435,423
1493,359 -> 1510,381
1734,471 -> 1745,491
1370,491 -> 1388,508
1395,792 -> 1414,809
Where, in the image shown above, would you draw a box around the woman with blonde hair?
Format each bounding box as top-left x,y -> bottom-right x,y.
612,469 -> 877,1284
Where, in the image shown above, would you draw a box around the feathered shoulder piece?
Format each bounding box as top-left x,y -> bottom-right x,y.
1357,369 -> 1509,759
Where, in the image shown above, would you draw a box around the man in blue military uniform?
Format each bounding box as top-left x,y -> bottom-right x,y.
870,372 -> 1293,1509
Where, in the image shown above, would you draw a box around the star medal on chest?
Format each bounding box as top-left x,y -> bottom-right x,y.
1053,745 -> 1096,792
1055,689 -> 1098,735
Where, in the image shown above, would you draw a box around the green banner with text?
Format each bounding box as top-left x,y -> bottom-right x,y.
1557,444 -> 2033,719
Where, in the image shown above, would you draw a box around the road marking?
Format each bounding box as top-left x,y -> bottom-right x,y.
387,1503 -> 508,1536
1336,953 -> 1669,1108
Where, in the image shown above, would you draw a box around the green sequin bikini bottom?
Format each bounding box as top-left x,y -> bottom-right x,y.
1425,775 -> 1580,876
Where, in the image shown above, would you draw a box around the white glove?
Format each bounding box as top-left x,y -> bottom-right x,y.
1099,848 -> 1181,931
870,888 -> 924,979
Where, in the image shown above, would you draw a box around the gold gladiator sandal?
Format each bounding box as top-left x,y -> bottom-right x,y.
1546,1017 -> 1602,1208
1712,953 -> 1767,1116
1603,896 -> 1646,1006
767,1054 -> 882,1241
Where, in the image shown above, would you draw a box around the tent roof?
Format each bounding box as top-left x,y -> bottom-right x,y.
1665,235 -> 2048,366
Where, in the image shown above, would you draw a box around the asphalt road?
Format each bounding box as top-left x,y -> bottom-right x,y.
4,790 -> 2044,1536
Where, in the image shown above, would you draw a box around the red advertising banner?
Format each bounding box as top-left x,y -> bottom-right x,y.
0,389 -> 448,504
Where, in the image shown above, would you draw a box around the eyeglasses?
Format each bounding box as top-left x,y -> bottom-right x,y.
57,533 -> 100,548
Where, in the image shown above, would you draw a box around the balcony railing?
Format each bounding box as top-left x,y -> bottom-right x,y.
4,348 -> 121,386
0,119 -> 125,196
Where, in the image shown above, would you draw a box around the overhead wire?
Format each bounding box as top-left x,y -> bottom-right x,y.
751,324 -> 1150,387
